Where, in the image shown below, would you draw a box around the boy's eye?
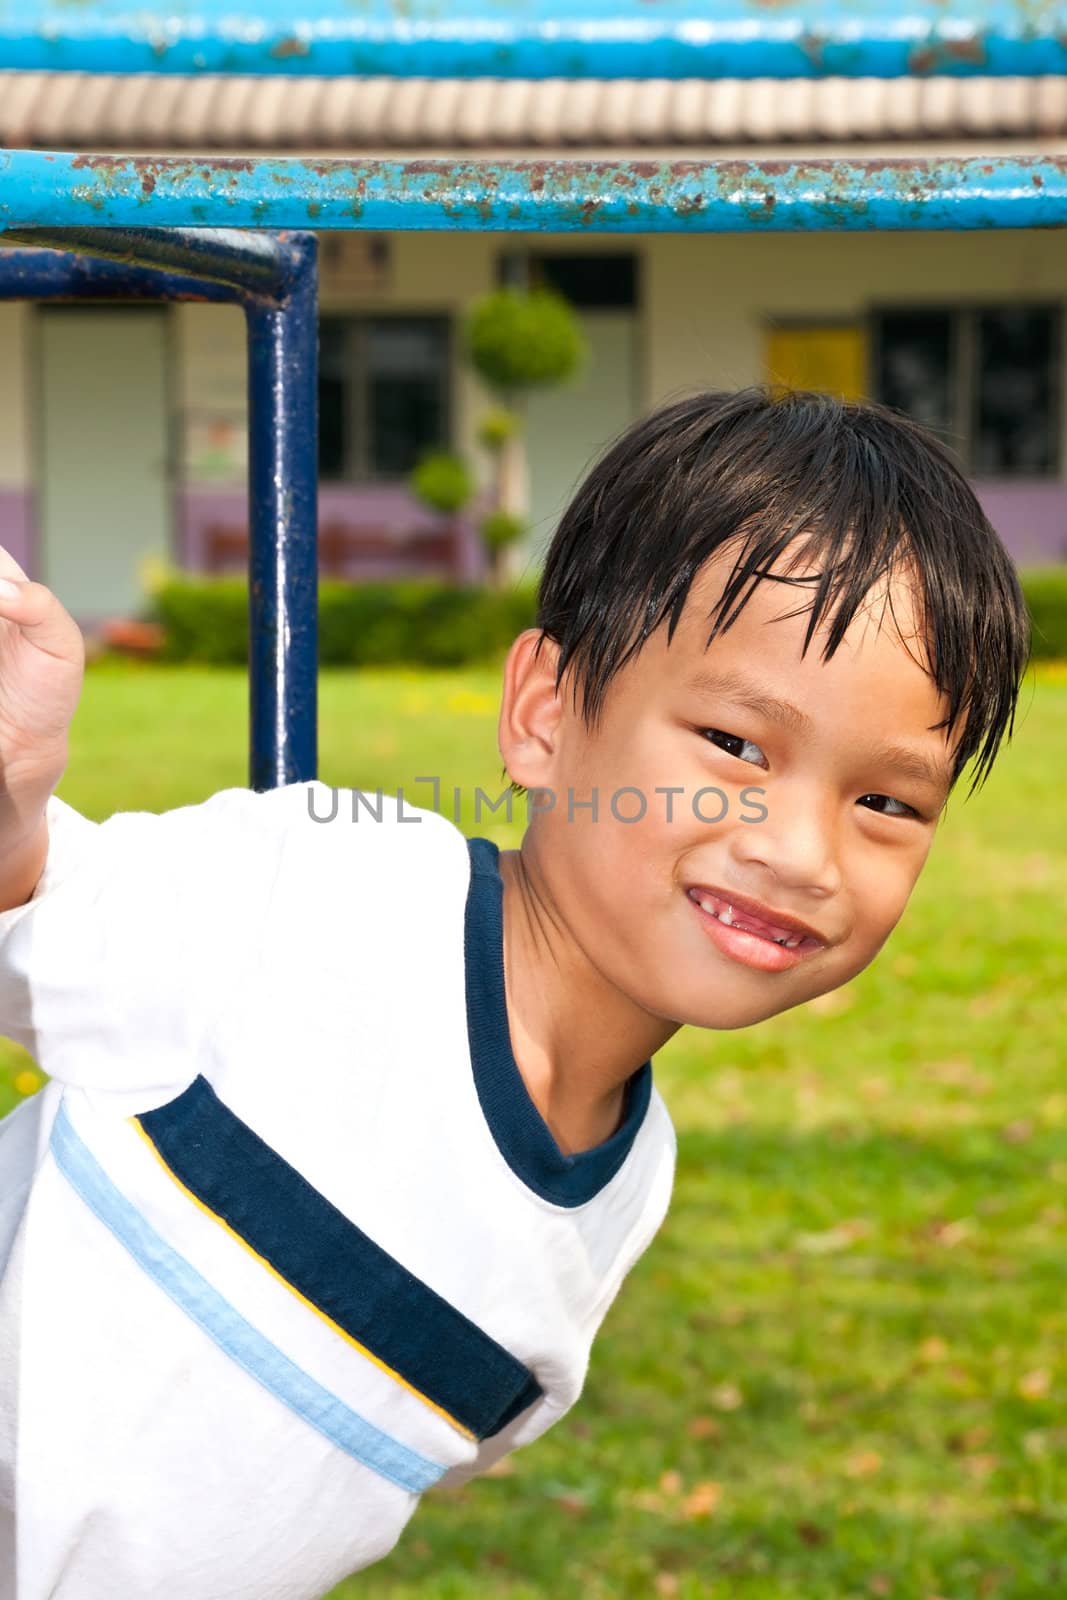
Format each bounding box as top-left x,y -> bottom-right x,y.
702,729 -> 767,768
857,793 -> 919,819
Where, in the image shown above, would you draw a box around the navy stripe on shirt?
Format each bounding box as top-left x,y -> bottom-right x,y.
136,1075 -> 543,1442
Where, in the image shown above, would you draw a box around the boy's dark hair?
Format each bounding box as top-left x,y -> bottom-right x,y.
532,387 -> 1030,796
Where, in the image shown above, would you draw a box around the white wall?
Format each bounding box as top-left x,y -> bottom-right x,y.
174,302 -> 248,484
645,229 -> 1067,463
168,228 -> 1067,558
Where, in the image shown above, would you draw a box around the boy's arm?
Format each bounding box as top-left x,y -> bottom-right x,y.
0,555 -> 218,1097
0,809 -> 50,914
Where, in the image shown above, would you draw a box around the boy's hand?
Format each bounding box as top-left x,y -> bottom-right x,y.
0,546 -> 84,795
0,548 -> 84,910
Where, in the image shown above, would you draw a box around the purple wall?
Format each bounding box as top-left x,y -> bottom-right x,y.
178,480 -> 1067,578
0,478 -> 1061,606
971,482 -> 1067,565
0,489 -> 35,577
177,483 -> 488,583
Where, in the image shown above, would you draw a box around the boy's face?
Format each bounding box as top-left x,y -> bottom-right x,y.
504,546 -> 958,1030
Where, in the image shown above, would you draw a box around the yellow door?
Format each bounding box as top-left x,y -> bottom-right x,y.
765,325 -> 868,401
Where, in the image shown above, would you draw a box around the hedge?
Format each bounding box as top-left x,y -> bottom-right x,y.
151,577 -> 541,667
1022,566 -> 1067,659
146,566 -> 1067,666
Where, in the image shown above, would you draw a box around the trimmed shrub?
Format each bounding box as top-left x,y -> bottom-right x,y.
1021,566 -> 1067,659
154,576 -> 249,664
151,575 -> 540,668
409,452 -> 474,516
145,563 -> 1067,667
480,510 -> 527,554
465,289 -> 585,392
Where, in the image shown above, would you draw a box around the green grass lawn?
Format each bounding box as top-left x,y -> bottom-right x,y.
3,659 -> 1065,1599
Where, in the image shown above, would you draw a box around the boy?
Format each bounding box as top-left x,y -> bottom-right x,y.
0,388 -> 1029,1599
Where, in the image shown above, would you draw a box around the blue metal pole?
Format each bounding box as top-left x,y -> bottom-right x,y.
246,231 -> 319,791
0,0 -> 1063,79
0,227 -> 320,792
5,153 -> 1067,234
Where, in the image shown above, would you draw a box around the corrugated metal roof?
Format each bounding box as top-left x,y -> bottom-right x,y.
2,72 -> 1067,151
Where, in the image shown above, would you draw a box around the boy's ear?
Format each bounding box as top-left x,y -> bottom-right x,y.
498,629 -> 565,790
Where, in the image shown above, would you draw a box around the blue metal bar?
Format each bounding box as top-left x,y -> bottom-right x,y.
245,233 -> 319,792
0,229 -> 320,790
2,226 -> 292,299
0,0 -> 1062,79
0,248 -> 241,305
4,153 -> 1067,233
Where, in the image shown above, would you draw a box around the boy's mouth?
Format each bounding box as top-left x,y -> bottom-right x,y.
686,886 -> 824,972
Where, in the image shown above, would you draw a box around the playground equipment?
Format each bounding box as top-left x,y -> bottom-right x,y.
0,0 -> 1063,788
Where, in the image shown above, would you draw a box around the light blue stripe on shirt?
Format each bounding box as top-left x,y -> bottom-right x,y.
49,1102 -> 446,1496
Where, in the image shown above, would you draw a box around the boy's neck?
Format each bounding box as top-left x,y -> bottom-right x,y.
496,845 -> 679,1157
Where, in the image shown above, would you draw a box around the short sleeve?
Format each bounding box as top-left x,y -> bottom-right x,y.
0,784 -> 302,1100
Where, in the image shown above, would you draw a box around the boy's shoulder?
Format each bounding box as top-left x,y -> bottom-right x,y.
82,778 -> 472,882
258,778 -> 473,883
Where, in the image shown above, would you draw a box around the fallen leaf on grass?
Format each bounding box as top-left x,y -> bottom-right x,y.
1018,1369 -> 1052,1400
926,1218 -> 974,1248
681,1481 -> 722,1519
686,1415 -> 722,1441
861,1077 -> 890,1100
925,1057 -> 985,1090
796,1218 -> 872,1254
796,1522 -> 827,1547
845,1449 -> 883,1479
947,1423 -> 991,1454
543,1481 -> 593,1516
709,1382 -> 744,1412
807,988 -> 854,1015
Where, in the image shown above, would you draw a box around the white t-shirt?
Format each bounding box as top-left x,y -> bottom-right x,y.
0,783 -> 676,1600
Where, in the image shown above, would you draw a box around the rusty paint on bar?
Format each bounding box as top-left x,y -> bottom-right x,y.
2,152 -> 1067,233
0,0 -> 1065,78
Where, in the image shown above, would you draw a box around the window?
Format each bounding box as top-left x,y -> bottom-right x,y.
318,315 -> 450,481
497,252 -> 638,309
872,306 -> 1061,476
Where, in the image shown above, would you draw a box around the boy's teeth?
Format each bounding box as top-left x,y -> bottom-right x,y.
696,895 -> 805,949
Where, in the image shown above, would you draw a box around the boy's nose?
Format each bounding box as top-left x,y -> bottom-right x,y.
728,782 -> 842,900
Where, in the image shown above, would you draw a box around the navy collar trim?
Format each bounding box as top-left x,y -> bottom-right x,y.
463,836 -> 653,1207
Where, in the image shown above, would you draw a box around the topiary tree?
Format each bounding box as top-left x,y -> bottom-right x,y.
408,451 -> 476,578
479,509 -> 528,592
464,288 -> 586,582
466,288 -> 585,395
409,451 -> 474,516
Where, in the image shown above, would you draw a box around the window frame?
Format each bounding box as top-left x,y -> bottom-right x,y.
318,310 -> 454,485
868,301 -> 1063,479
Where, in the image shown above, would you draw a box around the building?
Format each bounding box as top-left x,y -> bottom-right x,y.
3,71 -> 1067,619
